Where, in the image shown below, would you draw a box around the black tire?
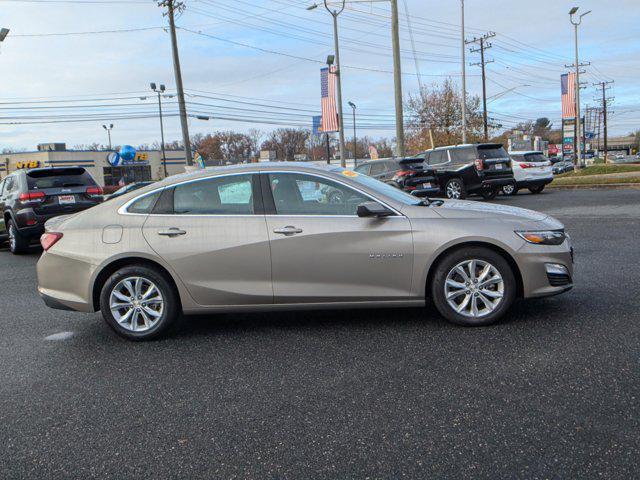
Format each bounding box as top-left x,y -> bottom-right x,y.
528,185 -> 545,194
444,178 -> 466,199
430,247 -> 516,327
501,183 -> 518,196
99,265 -> 180,341
7,219 -> 30,255
480,187 -> 498,200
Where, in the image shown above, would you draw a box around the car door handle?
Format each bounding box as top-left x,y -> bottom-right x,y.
158,228 -> 187,237
273,226 -> 303,236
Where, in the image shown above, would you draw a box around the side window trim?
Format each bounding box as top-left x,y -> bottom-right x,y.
260,171 -> 400,217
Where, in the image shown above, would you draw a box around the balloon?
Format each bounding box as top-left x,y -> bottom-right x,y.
119,145 -> 136,162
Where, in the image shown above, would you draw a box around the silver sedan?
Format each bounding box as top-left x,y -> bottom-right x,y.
37,163 -> 573,340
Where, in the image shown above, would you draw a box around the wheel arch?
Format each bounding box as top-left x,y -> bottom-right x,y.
425,241 -> 524,299
91,256 -> 183,312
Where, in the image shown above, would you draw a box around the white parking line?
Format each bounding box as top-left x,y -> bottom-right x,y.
44,331 -> 74,341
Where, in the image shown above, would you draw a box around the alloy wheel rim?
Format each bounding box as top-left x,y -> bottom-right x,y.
447,182 -> 461,199
8,224 -> 16,251
444,259 -> 504,318
503,184 -> 514,194
109,276 -> 164,332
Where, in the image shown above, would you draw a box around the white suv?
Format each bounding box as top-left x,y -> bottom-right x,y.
502,151 -> 553,195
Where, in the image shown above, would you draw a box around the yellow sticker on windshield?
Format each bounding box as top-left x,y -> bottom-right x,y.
342,170 -> 358,177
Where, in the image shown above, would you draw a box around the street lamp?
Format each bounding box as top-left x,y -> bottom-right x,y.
348,101 -> 357,167
569,6 -> 591,169
0,28 -> 9,42
148,83 -> 171,178
308,0 -> 347,167
102,124 -> 114,150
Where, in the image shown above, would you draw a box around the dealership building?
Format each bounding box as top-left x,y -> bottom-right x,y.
0,143 -> 188,186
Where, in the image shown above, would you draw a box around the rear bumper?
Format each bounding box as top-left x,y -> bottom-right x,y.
480,177 -> 514,189
37,250 -> 96,313
516,177 -> 553,188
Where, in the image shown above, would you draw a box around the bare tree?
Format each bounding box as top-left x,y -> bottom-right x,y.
261,128 -> 310,161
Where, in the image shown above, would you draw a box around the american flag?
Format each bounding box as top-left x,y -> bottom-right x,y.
561,72 -> 576,119
320,67 -> 339,132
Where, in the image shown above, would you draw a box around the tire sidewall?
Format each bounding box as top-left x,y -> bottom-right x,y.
8,219 -> 29,255
431,247 -> 516,327
529,185 -> 545,194
99,265 -> 179,341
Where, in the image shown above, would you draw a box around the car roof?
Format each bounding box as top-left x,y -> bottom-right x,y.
510,151 -> 544,155
422,143 -> 504,153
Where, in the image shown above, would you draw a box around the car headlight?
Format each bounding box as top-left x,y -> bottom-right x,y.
516,230 -> 566,245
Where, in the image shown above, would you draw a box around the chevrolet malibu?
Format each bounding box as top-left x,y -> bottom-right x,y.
37,163 -> 574,340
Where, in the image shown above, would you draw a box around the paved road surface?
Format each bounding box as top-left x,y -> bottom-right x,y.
0,188 -> 638,479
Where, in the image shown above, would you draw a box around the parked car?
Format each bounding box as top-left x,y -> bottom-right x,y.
37,162 -> 573,341
419,143 -> 514,200
501,151 -> 553,195
552,161 -> 574,175
390,157 -> 439,196
353,159 -> 401,184
104,181 -> 155,200
0,167 -> 102,254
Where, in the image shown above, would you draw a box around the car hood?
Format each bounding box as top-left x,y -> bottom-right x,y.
401,199 -> 563,229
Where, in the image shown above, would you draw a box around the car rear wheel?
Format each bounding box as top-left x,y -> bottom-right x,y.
529,185 -> 545,194
445,178 -> 466,199
480,187 -> 498,200
501,183 -> 518,196
100,265 -> 180,341
431,247 -> 516,327
8,220 -> 30,255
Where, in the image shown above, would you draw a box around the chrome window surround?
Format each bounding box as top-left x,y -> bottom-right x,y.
118,170 -> 404,218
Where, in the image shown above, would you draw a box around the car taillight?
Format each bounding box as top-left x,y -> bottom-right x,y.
86,186 -> 103,196
519,162 -> 537,169
40,232 -> 63,251
19,191 -> 46,202
393,170 -> 413,178
474,159 -> 484,171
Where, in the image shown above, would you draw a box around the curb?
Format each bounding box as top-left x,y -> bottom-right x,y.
548,183 -> 640,190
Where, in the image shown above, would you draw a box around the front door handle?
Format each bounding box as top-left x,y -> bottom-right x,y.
158,228 -> 187,237
273,226 -> 303,236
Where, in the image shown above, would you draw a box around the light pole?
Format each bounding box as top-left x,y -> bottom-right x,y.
569,6 -> 591,169
145,83 -> 173,179
460,0 -> 467,144
102,124 -> 114,150
308,0 -> 405,158
308,1 -> 347,167
0,28 -> 9,45
348,101 -> 357,167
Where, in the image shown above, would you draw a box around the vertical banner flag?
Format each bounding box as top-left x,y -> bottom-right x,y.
320,67 -> 339,133
194,151 -> 206,169
369,146 -> 379,160
561,73 -> 576,119
312,115 -> 322,138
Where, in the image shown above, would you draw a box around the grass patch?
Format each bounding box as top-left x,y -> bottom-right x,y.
550,175 -> 640,186
556,164 -> 640,177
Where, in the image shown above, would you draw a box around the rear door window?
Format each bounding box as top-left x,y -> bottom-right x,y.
173,174 -> 255,215
476,145 -> 509,160
26,168 -> 96,190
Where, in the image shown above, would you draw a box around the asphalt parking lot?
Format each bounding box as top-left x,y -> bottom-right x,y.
1,188 -> 639,479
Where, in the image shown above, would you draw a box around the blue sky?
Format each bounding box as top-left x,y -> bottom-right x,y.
1,0 -> 639,150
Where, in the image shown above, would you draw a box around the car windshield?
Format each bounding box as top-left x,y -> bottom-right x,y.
338,169 -> 422,205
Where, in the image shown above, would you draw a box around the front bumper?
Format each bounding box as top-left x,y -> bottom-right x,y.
516,241 -> 574,298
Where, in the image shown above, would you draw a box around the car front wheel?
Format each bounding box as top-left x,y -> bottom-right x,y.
445,178 -> 466,199
431,247 -> 516,326
100,265 -> 180,341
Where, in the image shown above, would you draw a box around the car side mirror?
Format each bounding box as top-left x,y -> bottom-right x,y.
357,201 -> 394,218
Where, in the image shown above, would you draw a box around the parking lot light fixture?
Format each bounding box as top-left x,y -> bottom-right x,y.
0,28 -> 9,43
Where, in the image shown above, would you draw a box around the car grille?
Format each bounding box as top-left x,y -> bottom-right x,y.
547,272 -> 572,287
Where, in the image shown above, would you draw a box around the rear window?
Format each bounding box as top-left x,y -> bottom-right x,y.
450,147 -> 477,164
522,153 -> 548,163
26,168 -> 97,190
476,145 -> 509,160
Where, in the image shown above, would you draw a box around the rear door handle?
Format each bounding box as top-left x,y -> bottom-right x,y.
273,226 -> 303,236
158,228 -> 187,237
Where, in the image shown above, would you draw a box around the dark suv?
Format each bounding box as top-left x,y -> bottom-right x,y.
420,143 -> 514,199
0,167 -> 102,254
354,158 -> 439,196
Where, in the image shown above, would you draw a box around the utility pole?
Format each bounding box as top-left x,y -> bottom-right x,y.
594,80 -> 614,162
159,0 -> 193,166
390,0 -> 405,157
568,7 -> 591,169
348,101 -> 357,167
467,32 -> 495,142
460,0 -> 467,143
